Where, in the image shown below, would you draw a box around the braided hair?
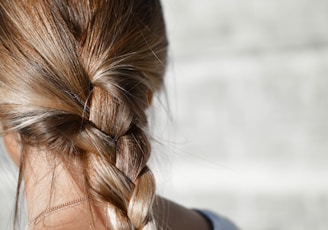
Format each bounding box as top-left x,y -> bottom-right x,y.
0,0 -> 168,229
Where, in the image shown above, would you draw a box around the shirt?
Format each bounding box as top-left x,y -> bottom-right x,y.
195,209 -> 239,230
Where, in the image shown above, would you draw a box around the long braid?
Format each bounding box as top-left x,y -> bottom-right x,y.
83,84 -> 157,229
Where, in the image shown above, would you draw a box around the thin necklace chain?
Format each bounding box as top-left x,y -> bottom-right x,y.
28,197 -> 89,227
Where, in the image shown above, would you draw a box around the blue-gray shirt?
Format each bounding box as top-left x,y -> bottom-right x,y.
195,210 -> 239,230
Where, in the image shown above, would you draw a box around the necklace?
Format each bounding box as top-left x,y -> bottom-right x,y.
28,197 -> 89,227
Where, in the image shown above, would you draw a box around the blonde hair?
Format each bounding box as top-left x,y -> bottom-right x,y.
0,0 -> 168,229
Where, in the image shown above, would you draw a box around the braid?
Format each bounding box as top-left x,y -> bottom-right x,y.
0,0 -> 168,229
79,84 -> 157,229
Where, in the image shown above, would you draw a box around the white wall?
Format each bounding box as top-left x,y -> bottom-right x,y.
156,0 -> 328,229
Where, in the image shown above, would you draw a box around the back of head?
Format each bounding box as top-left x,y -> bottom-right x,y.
0,0 -> 168,229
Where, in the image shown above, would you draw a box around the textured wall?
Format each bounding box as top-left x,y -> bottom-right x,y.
156,0 -> 328,230
1,0 -> 328,229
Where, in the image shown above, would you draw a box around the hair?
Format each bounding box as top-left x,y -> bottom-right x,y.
0,0 -> 168,229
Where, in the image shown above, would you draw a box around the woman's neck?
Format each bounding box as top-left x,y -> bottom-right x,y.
24,150 -> 89,225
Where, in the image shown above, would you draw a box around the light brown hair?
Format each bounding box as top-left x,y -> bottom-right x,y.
0,0 -> 168,229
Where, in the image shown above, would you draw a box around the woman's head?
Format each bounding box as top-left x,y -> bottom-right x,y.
0,0 -> 168,229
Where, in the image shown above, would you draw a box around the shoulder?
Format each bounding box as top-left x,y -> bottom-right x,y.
154,196 -> 239,230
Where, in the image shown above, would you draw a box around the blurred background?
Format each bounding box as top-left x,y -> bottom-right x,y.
1,0 -> 328,229
154,0 -> 328,229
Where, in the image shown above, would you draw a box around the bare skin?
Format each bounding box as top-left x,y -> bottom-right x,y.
3,133 -> 211,230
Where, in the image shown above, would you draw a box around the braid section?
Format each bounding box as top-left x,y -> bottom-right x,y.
85,85 -> 157,229
128,167 -> 156,229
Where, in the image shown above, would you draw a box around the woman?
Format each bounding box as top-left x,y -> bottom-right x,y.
0,0 -> 238,229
